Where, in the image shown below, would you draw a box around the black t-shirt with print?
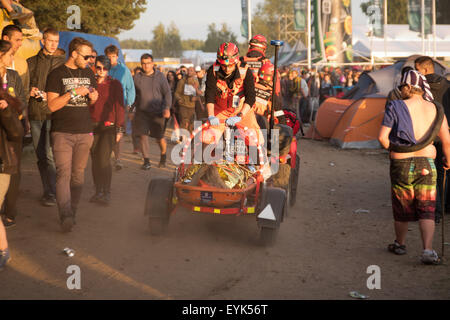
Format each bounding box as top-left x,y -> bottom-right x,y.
46,64 -> 97,133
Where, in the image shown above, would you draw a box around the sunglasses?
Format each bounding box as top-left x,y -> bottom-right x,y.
96,65 -> 108,71
78,52 -> 94,60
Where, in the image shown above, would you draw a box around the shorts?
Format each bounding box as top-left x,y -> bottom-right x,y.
390,157 -> 436,222
134,110 -> 166,139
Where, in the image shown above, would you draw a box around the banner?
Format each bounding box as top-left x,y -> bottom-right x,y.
366,0 -> 384,37
408,0 -> 431,35
293,0 -> 307,31
321,0 -> 352,63
240,0 -> 248,39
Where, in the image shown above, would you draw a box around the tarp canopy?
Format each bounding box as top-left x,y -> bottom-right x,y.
58,31 -> 125,63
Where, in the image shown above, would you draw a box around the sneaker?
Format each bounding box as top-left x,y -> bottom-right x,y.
0,248 -> 11,271
159,154 -> 167,168
98,192 -> 111,206
89,192 -> 104,203
60,217 -> 74,233
141,162 -> 151,170
421,249 -> 442,265
115,159 -> 123,171
2,216 -> 16,229
41,194 -> 56,207
387,240 -> 406,255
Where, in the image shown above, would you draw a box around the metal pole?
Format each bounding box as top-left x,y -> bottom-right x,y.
384,0 -> 387,59
442,170 -> 446,258
248,0 -> 252,42
421,0 -> 425,54
432,0 -> 436,59
307,0 -> 311,69
268,40 -> 283,154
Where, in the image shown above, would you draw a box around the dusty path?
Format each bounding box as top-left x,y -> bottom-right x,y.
1,132 -> 449,300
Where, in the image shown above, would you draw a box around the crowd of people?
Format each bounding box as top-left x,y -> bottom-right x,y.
1,21 -> 448,271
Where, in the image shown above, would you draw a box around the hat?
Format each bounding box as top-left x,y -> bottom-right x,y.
400,69 -> 434,102
195,66 -> 201,72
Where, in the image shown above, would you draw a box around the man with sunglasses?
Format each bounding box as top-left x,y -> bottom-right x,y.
45,37 -> 98,232
27,27 -> 65,207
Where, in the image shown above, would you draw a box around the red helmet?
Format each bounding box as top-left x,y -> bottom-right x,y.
249,34 -> 267,53
258,61 -> 274,85
217,42 -> 239,66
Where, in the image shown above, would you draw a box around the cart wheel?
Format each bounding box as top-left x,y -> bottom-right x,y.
258,186 -> 286,247
144,177 -> 173,235
260,227 -> 279,247
289,153 -> 300,207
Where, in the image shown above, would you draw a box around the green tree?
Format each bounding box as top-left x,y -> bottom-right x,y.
182,39 -> 205,51
203,23 -> 237,52
149,22 -> 182,58
251,0 -> 293,56
21,0 -> 146,36
151,23 -> 166,58
120,39 -> 152,49
165,22 -> 183,57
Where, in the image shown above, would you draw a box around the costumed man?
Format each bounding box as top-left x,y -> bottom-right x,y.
240,34 -> 280,94
204,42 -> 262,147
253,60 -> 286,128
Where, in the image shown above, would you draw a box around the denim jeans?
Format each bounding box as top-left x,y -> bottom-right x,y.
30,120 -> 56,197
51,132 -> 93,219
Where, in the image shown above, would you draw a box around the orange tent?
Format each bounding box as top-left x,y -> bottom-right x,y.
305,98 -> 353,140
329,97 -> 386,149
305,55 -> 450,148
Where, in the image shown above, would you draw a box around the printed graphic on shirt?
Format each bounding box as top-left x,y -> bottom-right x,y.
255,86 -> 271,106
62,77 -> 92,107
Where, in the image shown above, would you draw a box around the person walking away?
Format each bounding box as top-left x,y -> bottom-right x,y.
46,37 -> 98,232
415,56 -> 450,224
89,55 -> 124,205
133,54 -> 171,170
27,27 -> 65,207
0,39 -> 26,228
378,69 -> 450,265
104,45 -> 135,170
0,72 -> 23,270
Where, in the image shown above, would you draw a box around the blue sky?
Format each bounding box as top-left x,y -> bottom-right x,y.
118,0 -> 368,41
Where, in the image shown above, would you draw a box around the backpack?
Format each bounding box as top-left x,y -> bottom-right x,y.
283,109 -> 300,135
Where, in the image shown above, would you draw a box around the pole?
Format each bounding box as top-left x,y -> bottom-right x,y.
247,0 -> 252,42
432,0 -> 436,59
307,0 -> 311,69
442,170 -> 446,258
421,0 -> 425,54
268,40 -> 283,154
384,0 -> 387,60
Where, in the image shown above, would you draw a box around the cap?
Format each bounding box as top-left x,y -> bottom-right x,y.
195,66 -> 201,72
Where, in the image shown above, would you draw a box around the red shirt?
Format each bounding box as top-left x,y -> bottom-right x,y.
89,76 -> 125,128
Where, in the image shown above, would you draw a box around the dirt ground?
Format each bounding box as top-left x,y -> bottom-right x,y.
1,128 -> 449,300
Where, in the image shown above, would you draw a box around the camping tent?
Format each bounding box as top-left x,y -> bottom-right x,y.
306,55 -> 450,148
58,31 -> 125,63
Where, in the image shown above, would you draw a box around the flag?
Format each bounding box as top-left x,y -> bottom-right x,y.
241,0 -> 248,38
367,0 -> 384,37
408,0 -> 432,34
293,0 -> 307,31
